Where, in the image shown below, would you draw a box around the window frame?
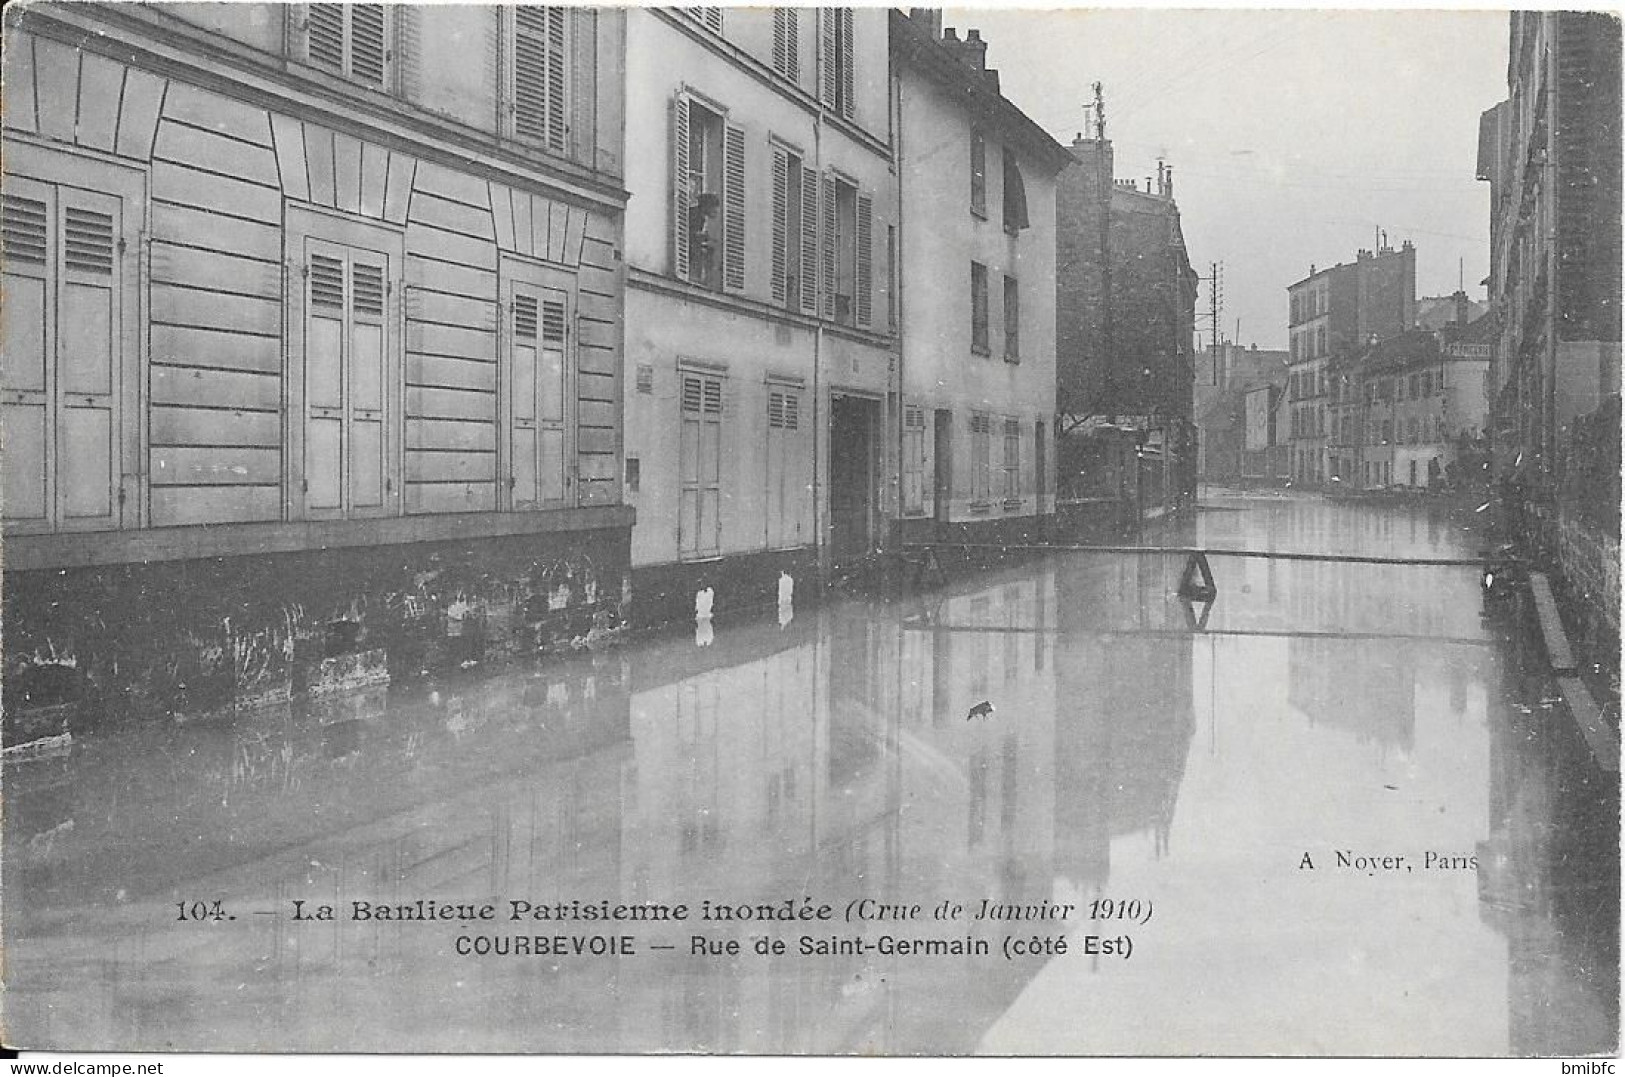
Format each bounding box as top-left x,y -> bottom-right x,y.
970,130 -> 987,218
498,253 -> 577,512
970,262 -> 990,356
299,4 -> 393,90
1003,274 -> 1020,362
505,6 -> 571,154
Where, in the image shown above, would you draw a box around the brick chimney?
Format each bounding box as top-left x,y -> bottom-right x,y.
909,7 -> 943,38
963,28 -> 988,71
1453,288 -> 1470,327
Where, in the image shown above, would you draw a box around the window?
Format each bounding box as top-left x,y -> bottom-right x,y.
679,370 -> 724,557
970,131 -> 987,216
503,261 -> 572,509
3,169 -> 139,535
288,212 -> 403,520
303,4 -> 389,87
902,405 -> 926,516
509,7 -> 568,152
1002,149 -> 1029,233
818,8 -> 854,119
886,224 -> 897,331
688,7 -> 724,34
971,262 -> 989,354
772,9 -> 799,81
1316,326 -> 1326,355
1003,275 -> 1020,361
672,95 -> 744,292
1002,419 -> 1021,503
970,411 -> 991,504
816,172 -> 872,327
765,384 -> 808,547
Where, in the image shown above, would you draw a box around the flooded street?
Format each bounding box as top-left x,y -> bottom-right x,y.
5,491 -> 1617,1056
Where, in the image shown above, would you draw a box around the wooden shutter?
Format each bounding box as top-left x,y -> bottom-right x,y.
679,372 -> 723,556
671,94 -> 690,280
819,172 -> 835,319
855,192 -> 873,327
819,9 -> 837,108
799,164 -> 819,315
303,248 -> 346,517
773,9 -> 799,80
307,4 -> 345,71
308,4 -> 387,86
839,8 -> 854,118
2,183 -> 51,529
507,284 -> 570,509
722,122 -> 746,293
770,147 -> 789,304
514,8 -> 568,151
350,5 -> 387,86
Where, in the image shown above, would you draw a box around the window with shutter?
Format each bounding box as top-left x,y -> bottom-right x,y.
301,239 -> 393,519
902,405 -> 926,516
1003,275 -> 1019,362
799,164 -> 819,315
304,4 -> 390,88
679,371 -> 724,557
1002,148 -> 1029,233
970,412 -> 991,503
1002,419 -> 1021,502
2,179 -> 129,534
817,9 -> 855,117
504,276 -> 571,510
820,173 -> 836,320
771,148 -> 789,304
970,262 -> 989,355
855,193 -> 872,327
512,7 -> 569,152
673,95 -> 727,290
772,9 -> 800,81
970,132 -> 987,216
764,385 -> 806,548
722,123 -> 746,293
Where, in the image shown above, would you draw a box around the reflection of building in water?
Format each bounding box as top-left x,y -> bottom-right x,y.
1478,616 -> 1620,1056
1289,637 -> 1417,752
1051,552 -> 1196,888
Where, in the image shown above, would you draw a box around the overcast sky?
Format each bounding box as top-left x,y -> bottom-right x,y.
946,7 -> 1510,350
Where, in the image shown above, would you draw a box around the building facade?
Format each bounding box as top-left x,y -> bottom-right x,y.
1194,342 -> 1288,485
890,10 -> 1068,546
1285,243 -> 1416,487
1056,136 -> 1199,516
3,3 -> 631,725
620,7 -> 896,622
1477,11 -> 1620,662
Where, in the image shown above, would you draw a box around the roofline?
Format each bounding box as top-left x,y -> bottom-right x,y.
889,10 -> 1074,176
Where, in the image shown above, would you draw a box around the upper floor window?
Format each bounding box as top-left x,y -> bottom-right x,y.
819,8 -> 854,119
970,131 -> 987,216
687,8 -> 725,34
971,262 -> 989,355
1002,149 -> 1029,233
672,94 -> 745,293
773,9 -> 800,81
508,7 -> 569,152
1003,275 -> 1020,361
303,4 -> 390,88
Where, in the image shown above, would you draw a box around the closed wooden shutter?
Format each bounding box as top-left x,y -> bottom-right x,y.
855,192 -> 873,327
307,4 -> 387,87
3,180 -> 125,534
839,8 -> 854,118
307,4 -> 345,71
514,7 -> 568,152
770,147 -> 789,304
819,172 -> 835,319
671,94 -> 690,280
679,372 -> 723,557
773,9 -> 799,80
799,164 -> 819,315
722,122 -> 746,293
350,5 -> 387,86
819,9 -> 837,108
303,241 -> 391,519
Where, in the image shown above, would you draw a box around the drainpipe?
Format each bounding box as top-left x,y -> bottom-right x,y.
891,50 -> 906,555
813,102 -> 827,585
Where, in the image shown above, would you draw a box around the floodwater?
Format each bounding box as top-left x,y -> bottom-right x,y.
4,490 -> 1617,1056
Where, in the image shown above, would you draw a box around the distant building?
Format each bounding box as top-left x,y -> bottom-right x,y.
1285,243 -> 1416,486
1240,384 -> 1288,483
1056,135 -> 1199,516
1415,293 -> 1488,332
1477,11 -> 1620,660
890,10 -> 1070,545
1194,342 -> 1289,485
1327,315 -> 1492,491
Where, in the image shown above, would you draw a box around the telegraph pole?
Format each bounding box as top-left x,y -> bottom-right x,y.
1092,82 -> 1113,421
1196,261 -> 1224,386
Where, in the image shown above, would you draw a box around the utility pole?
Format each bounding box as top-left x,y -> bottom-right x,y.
1092,81 -> 1113,423
1195,261 -> 1224,386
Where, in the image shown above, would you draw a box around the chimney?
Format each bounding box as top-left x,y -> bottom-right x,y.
963,28 -> 987,71
1453,289 -> 1470,327
909,8 -> 943,38
1165,164 -> 1174,198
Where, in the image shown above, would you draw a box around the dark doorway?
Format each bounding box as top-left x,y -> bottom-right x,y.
933,409 -> 953,524
829,394 -> 879,560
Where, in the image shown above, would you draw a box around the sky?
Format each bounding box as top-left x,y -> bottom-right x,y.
945,7 -> 1511,350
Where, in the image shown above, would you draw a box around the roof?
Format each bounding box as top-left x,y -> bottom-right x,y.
889,10 -> 1074,176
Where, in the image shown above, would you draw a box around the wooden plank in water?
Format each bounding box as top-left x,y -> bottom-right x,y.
1555,675 -> 1619,773
1529,572 -> 1578,673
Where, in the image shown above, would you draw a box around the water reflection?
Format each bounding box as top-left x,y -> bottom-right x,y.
3,495 -> 1615,1055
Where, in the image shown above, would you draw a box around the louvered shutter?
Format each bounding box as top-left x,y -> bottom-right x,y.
304,250 -> 346,516
1,185 -> 51,529
539,294 -> 568,503
773,9 -> 799,81
819,9 -> 837,108
855,193 -> 873,327
348,257 -> 387,511
799,165 -> 819,315
679,372 -> 723,556
770,148 -> 789,304
700,8 -> 724,33
507,285 -> 569,508
307,4 -> 345,71
819,173 -> 836,319
514,8 -> 568,152
349,5 -> 387,86
722,123 -> 746,293
838,9 -> 854,118
510,293 -> 540,507
671,94 -> 690,281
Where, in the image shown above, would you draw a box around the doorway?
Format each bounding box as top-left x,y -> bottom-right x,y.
829,394 -> 879,560
933,409 -> 953,524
